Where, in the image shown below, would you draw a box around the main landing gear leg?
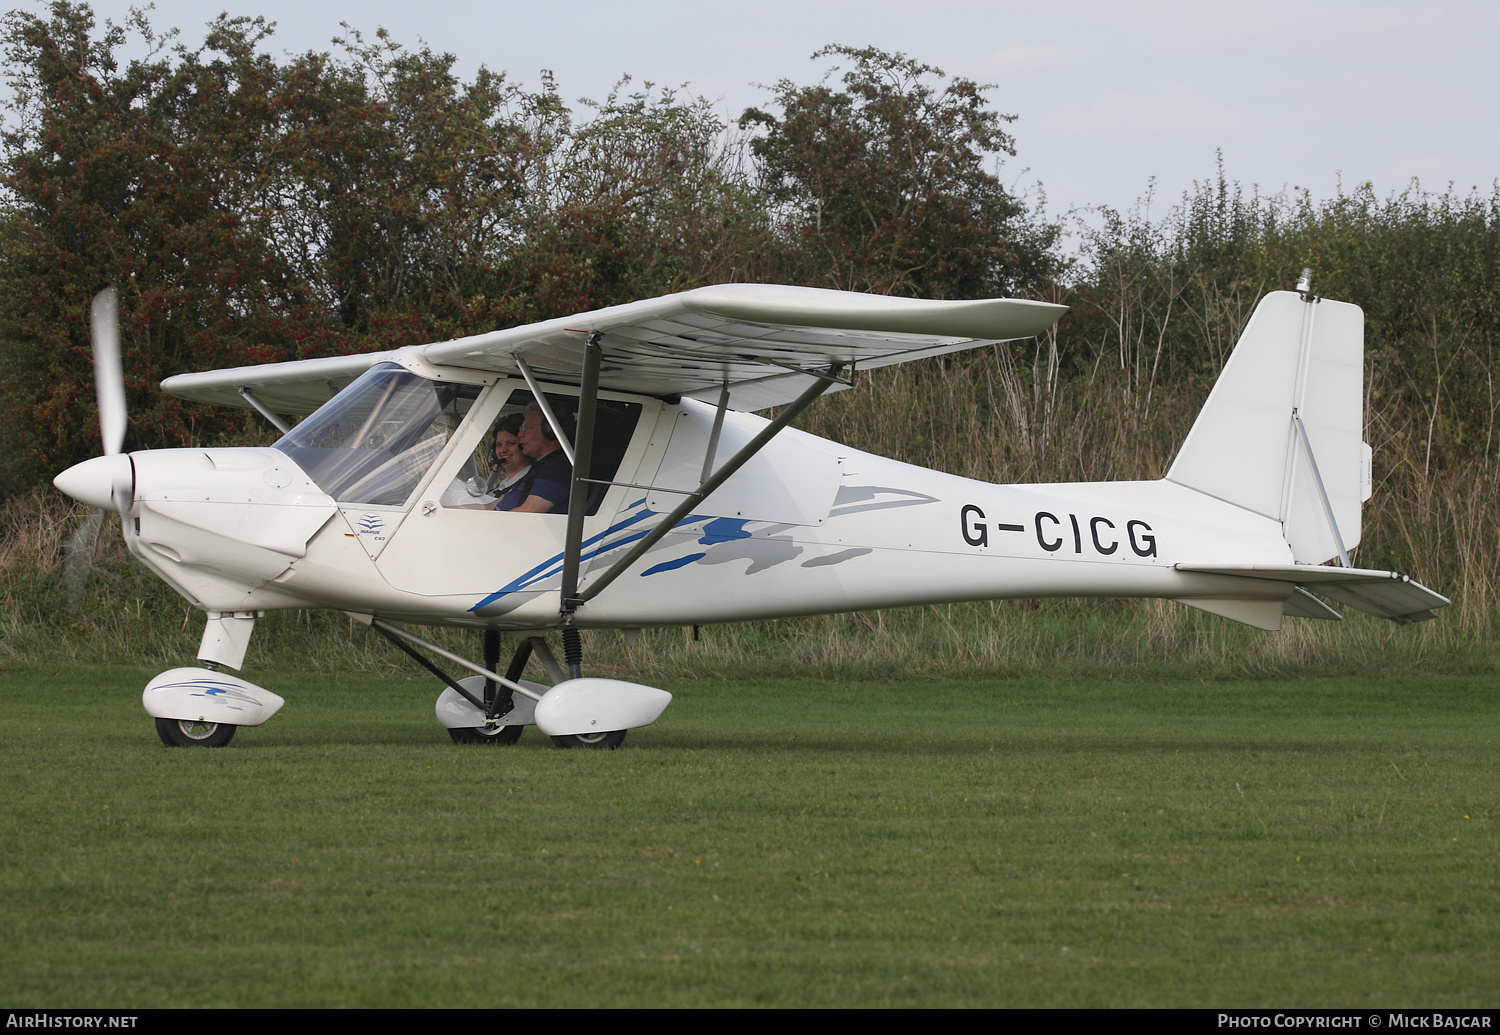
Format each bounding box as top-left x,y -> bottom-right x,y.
546,623 -> 627,750
366,617 -> 656,751
448,630 -> 525,746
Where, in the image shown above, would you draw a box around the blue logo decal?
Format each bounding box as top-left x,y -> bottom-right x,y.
147,678 -> 260,709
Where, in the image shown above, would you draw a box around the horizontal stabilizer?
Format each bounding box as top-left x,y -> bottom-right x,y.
1177,564 -> 1450,625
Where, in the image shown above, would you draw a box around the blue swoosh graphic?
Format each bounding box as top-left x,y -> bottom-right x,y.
469,503 -> 709,611
698,517 -> 751,545
641,552 -> 707,576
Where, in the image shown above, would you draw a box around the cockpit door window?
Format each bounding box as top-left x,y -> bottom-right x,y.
275,363 -> 482,506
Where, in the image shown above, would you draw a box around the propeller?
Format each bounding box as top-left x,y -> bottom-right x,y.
58,287 -> 132,603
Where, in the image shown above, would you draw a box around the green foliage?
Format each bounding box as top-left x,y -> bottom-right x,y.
1036,165 -> 1500,619
2,6 -> 1498,655
1066,161 -> 1500,448
741,44 -> 1059,297
496,77 -> 776,322
0,5 -> 322,489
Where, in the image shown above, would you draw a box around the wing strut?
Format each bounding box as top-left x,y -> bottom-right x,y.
516,357 -> 576,464
701,381 -> 730,482
572,363 -> 845,608
238,387 -> 292,434
560,333 -> 603,611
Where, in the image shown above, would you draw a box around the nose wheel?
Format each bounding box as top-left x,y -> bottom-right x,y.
154,717 -> 237,748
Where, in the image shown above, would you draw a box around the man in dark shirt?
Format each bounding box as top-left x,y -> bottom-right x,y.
494,403 -> 572,514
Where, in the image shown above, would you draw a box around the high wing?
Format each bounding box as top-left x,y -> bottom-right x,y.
161,284 -> 1066,416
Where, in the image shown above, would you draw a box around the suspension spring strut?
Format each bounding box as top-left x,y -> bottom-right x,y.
562,625 -> 583,680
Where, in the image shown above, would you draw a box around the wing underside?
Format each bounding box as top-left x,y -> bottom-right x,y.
161,285 -> 1066,416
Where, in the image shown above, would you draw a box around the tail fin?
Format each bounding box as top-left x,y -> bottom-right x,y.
1166,289 -> 1370,564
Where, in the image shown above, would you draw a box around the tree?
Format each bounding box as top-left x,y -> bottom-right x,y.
0,10 -> 1072,496
740,45 -> 1058,299
500,78 -> 777,323
0,4 -> 321,490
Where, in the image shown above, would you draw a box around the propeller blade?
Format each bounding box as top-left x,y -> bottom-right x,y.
90,287 -> 126,456
63,507 -> 105,606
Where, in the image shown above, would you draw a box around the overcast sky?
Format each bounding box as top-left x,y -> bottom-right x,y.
26,0 -> 1500,238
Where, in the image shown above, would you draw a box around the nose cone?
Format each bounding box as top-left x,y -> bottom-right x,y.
54,453 -> 133,511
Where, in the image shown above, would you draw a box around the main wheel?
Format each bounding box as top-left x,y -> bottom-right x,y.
448,724 -> 524,746
155,717 -> 236,748
550,730 -> 627,750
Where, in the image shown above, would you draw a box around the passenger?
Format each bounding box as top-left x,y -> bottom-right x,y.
442,414 -> 530,508
486,414 -> 533,495
493,403 -> 573,514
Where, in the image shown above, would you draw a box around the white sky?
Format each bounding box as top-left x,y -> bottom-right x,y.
24,0 -> 1500,237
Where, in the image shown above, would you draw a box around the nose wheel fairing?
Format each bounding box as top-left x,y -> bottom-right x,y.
142,667 -> 285,726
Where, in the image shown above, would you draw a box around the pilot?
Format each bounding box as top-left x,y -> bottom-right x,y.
493,402 -> 573,514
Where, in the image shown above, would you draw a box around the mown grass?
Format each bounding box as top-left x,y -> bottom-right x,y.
1,663 -> 1495,1007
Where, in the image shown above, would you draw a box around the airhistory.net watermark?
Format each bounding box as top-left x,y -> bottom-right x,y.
4,1016 -> 137,1028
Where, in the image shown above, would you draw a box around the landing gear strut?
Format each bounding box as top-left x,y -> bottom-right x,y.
546,624 -> 623,748
447,630 -> 525,746
363,617 -> 664,749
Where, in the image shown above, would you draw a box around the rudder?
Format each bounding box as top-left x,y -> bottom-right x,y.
1166,289 -> 1370,564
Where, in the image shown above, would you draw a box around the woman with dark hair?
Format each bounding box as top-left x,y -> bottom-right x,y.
486,413 -> 533,495
441,412 -> 532,508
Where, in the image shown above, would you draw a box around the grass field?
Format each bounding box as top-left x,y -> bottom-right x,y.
1,661 -> 1495,1008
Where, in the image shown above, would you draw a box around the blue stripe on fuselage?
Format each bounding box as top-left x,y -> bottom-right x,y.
468,503 -> 710,611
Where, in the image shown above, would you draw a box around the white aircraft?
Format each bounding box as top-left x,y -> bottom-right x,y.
54,274 -> 1449,748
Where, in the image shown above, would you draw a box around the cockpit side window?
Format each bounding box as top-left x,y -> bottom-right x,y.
442,388 -> 642,516
276,363 -> 482,505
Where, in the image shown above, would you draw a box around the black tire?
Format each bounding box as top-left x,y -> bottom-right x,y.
448,724 -> 524,746
155,717 -> 236,748
550,730 -> 627,750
